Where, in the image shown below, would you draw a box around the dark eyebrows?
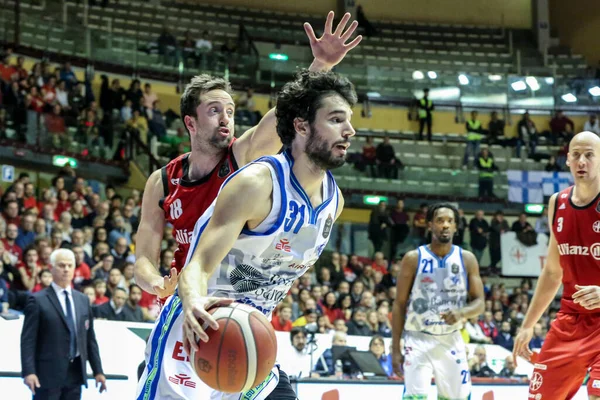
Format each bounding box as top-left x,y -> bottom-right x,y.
328,109 -> 352,116
205,101 -> 235,108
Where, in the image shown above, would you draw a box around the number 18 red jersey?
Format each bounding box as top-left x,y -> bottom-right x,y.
552,186 -> 600,314
159,139 -> 238,271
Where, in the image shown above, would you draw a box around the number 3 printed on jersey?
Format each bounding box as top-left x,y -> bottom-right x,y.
284,200 -> 305,234
557,217 -> 563,232
170,199 -> 183,220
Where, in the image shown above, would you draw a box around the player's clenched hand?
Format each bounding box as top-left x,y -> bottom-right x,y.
391,349 -> 404,377
152,267 -> 178,298
182,295 -> 234,354
573,285 -> 600,310
512,327 -> 533,366
440,309 -> 463,325
304,11 -> 362,70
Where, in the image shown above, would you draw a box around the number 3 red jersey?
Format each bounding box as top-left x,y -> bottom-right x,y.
552,186 -> 600,314
160,138 -> 238,271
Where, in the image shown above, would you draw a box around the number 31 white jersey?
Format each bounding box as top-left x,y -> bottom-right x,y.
184,149 -> 340,317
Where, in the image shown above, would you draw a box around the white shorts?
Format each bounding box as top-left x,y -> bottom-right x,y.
135,295 -> 280,400
403,330 -> 471,400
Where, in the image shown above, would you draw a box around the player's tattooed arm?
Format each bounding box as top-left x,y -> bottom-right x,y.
179,165 -> 272,351
441,251 -> 485,325
233,12 -> 362,165
391,250 -> 419,376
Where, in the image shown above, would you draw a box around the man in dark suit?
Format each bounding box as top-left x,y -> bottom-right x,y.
93,286 -> 127,321
21,248 -> 107,399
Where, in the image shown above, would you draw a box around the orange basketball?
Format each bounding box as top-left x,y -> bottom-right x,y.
190,303 -> 278,393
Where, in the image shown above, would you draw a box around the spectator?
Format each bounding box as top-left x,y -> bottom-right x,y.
108,216 -> 131,247
454,208 -> 468,247
535,208 -> 550,236
93,279 -> 109,305
142,83 -> 158,111
292,307 -> 319,328
346,307 -> 371,336
498,356 -> 525,378
463,110 -> 484,168
356,5 -> 376,37
389,199 -> 409,262
369,335 -> 393,377
488,111 -> 505,144
45,104 -> 69,149
489,211 -> 509,272
550,110 -> 574,145
147,100 -> 167,139
375,136 -> 401,179
512,213 -> 533,234
121,99 -> 133,122
194,30 -> 213,69
123,284 -> 144,322
314,332 -> 347,376
72,245 -> 92,290
368,201 -> 389,253
126,80 -> 143,112
235,88 -> 260,126
477,148 -> 498,198
360,136 -> 377,177
544,155 -> 562,172
478,311 -> 498,341
412,203 -> 428,247
2,223 -> 23,260
272,303 -> 294,332
111,237 -> 133,269
93,286 -> 127,320
108,79 -> 125,112
3,199 -> 21,226
470,345 -> 496,377
59,62 -> 77,89
284,327 -> 317,379
157,26 -> 178,66
469,210 -> 489,264
321,291 -> 343,324
494,321 -> 514,351
529,322 -> 545,350
417,88 -> 434,141
16,214 -> 36,250
105,267 -> 125,298
516,112 -> 538,158
584,114 -> 600,135
93,253 -> 114,282
127,109 -> 149,144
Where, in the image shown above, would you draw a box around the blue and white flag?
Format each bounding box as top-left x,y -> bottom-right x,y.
541,171 -> 573,196
507,170 -> 545,203
507,170 -> 574,203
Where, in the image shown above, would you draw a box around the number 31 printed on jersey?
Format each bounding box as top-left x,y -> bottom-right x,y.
284,200 -> 305,234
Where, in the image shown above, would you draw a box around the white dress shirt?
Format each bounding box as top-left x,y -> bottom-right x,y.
51,281 -> 80,356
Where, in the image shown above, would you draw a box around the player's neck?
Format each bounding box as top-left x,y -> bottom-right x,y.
290,150 -> 326,201
427,242 -> 453,258
187,149 -> 224,181
572,180 -> 600,206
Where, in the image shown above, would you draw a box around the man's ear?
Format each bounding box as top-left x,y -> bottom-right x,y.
184,115 -> 195,135
293,117 -> 309,138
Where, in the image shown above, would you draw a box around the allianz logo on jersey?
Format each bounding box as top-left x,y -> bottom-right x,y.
557,243 -> 600,260
175,229 -> 194,244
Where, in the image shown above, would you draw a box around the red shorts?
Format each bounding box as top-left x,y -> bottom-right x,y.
529,312 -> 600,399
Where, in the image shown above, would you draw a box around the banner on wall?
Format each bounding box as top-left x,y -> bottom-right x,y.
507,170 -> 573,203
501,232 -> 549,277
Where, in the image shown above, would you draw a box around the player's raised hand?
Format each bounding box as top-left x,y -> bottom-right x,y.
304,11 -> 362,70
573,285 -> 600,310
440,309 -> 463,325
152,267 -> 179,298
512,326 -> 534,366
182,295 -> 234,354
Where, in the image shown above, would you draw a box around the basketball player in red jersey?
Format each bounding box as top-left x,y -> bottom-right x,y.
134,12 -> 362,299
513,131 -> 600,399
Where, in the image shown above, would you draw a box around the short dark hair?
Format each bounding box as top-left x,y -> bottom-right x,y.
129,283 -> 142,293
275,69 -> 357,147
290,327 -> 306,341
427,202 -> 459,224
180,74 -> 233,132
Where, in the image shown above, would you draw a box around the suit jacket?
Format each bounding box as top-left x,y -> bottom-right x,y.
20,287 -> 104,389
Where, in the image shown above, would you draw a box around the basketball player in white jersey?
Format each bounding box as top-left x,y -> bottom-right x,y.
136,69 -> 356,400
391,203 -> 485,399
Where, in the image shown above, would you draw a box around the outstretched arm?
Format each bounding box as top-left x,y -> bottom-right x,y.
234,11 -> 362,165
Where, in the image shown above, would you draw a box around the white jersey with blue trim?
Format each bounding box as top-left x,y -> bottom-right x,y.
405,245 -> 468,335
184,149 -> 339,317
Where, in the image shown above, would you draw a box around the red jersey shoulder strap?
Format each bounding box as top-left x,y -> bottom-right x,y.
158,165 -> 169,208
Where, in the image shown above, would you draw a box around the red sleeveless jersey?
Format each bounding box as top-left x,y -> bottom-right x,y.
160,138 -> 238,271
552,186 -> 600,314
